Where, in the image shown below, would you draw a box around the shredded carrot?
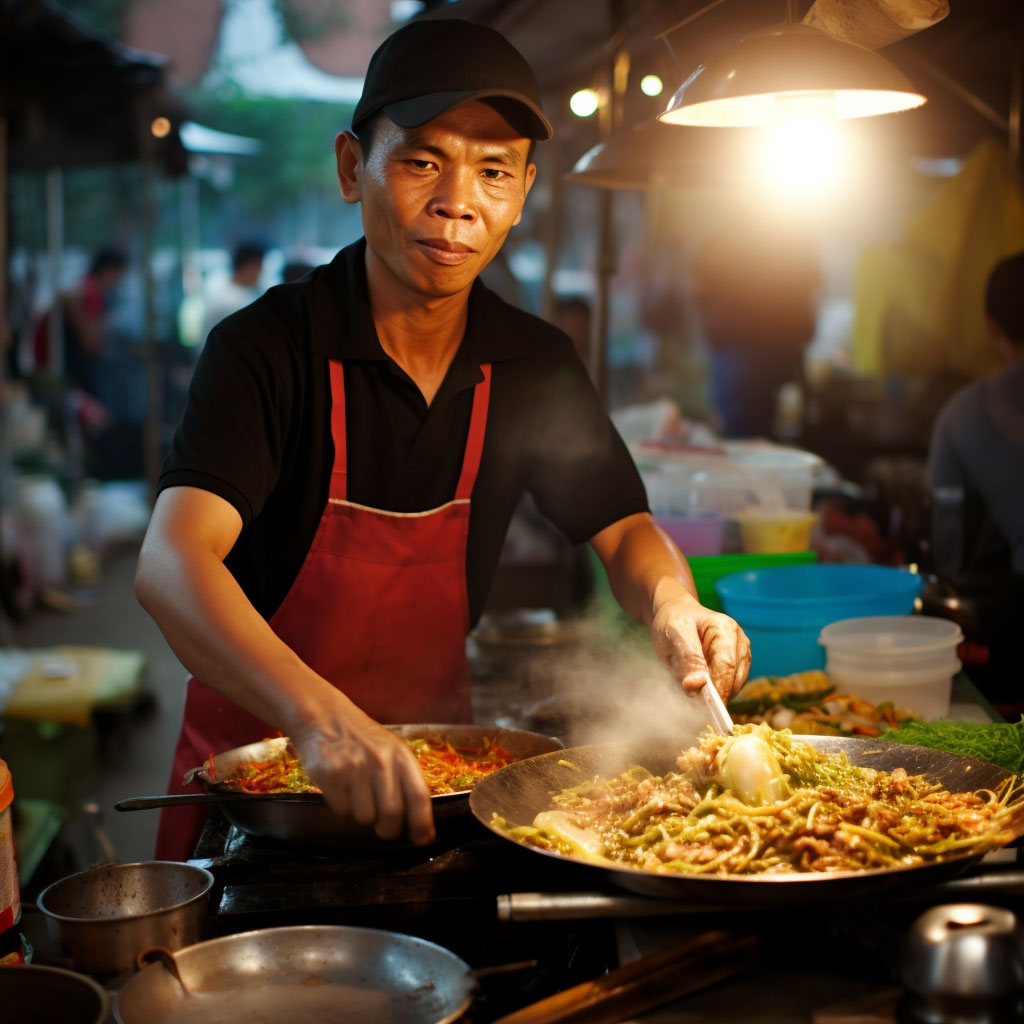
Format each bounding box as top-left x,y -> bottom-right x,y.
220,735 -> 520,796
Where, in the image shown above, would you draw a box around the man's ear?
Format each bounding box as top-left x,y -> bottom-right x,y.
335,131 -> 362,205
512,161 -> 538,227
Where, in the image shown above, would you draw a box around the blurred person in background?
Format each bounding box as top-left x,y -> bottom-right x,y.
691,223 -> 821,439
552,295 -> 591,368
199,240 -> 266,346
37,245 -> 128,399
927,251 -> 1024,710
136,19 -> 751,861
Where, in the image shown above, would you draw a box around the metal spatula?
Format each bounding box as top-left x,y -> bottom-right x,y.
692,673 -> 734,735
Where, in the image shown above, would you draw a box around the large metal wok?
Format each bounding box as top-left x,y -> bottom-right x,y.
117,724 -> 561,848
470,734 -> 1024,905
114,924 -> 476,1024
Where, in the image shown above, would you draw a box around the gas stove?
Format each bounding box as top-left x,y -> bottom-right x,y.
187,811 -> 1024,1023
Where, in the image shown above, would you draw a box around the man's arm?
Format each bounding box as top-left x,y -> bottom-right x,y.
590,512 -> 750,701
134,485 -> 434,844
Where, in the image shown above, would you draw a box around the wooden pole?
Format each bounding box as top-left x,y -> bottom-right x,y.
136,94 -> 162,499
590,0 -> 629,407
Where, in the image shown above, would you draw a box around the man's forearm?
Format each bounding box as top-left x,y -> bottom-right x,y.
135,538 -> 340,733
593,513 -> 698,626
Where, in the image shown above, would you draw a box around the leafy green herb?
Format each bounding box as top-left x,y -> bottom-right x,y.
889,717 -> 1024,775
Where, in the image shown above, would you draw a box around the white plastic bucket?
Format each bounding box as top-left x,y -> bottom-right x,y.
818,615 -> 963,720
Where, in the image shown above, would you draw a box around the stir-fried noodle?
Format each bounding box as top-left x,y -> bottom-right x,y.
493,724 -> 1024,875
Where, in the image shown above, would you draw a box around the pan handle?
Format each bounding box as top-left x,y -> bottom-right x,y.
114,792 -> 324,811
136,946 -> 189,992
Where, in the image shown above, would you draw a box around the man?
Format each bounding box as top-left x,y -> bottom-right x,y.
927,251 -> 1024,706
38,245 -> 128,396
198,240 -> 266,346
136,19 -> 751,860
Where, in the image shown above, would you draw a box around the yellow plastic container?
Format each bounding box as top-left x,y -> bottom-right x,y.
736,510 -> 818,554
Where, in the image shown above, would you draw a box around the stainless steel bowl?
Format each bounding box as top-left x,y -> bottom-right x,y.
0,963 -> 111,1024
899,903 -> 1024,1024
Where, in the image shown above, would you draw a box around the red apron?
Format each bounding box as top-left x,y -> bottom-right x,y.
155,360 -> 491,860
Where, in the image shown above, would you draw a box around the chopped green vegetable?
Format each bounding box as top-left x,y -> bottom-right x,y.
890,717 -> 1024,775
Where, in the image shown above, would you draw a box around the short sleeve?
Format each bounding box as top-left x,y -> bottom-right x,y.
159,312 -> 296,527
522,337 -> 648,544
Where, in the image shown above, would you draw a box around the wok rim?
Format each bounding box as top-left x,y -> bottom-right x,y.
469,734 -> 1019,890
37,860 -> 215,925
113,923 -> 476,1024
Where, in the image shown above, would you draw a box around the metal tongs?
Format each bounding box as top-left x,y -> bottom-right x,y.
692,672 -> 734,735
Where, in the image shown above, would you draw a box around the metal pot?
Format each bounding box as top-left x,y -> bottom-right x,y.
37,861 -> 214,975
0,963 -> 111,1023
114,924 -> 476,1024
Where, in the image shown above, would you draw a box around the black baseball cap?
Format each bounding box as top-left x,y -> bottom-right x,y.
352,19 -> 553,142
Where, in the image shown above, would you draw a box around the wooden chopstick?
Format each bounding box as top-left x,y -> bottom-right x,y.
490,929 -> 757,1024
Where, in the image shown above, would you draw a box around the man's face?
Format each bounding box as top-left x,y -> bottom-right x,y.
338,101 -> 536,301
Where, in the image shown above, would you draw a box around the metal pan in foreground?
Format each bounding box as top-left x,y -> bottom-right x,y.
469,735 -> 1022,905
114,924 -> 475,1024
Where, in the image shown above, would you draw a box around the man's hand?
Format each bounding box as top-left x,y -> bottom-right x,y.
650,580 -> 751,703
590,513 -> 751,703
289,708 -> 435,845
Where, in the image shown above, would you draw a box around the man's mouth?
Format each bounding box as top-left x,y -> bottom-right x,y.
415,238 -> 477,265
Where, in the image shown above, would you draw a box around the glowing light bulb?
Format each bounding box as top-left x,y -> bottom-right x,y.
757,107 -> 846,197
150,116 -> 172,138
640,75 -> 663,98
570,88 -> 600,118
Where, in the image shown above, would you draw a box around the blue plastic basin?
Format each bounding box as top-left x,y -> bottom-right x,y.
715,564 -> 923,678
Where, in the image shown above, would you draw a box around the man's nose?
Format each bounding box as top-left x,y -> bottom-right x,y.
428,168 -> 476,221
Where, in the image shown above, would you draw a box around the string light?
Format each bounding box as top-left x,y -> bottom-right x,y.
640,74 -> 664,97
569,88 -> 600,118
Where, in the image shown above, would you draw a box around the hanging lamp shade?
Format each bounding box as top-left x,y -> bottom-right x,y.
658,22 -> 926,127
565,119 -> 758,190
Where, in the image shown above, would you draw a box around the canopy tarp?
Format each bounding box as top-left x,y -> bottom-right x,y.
851,138 -> 1024,380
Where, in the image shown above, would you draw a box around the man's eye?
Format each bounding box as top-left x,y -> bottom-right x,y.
408,159 -> 435,170
482,168 -> 509,180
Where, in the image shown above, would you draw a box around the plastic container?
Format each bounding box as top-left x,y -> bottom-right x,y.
715,564 -> 923,678
735,509 -> 818,553
654,515 -> 725,555
819,615 -> 963,720
14,474 -> 69,588
0,760 -> 21,950
688,551 -> 818,612
636,442 -> 821,520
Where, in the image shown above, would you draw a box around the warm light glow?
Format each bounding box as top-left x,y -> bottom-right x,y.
150,117 -> 172,138
756,111 -> 846,198
570,88 -> 600,118
662,88 -> 924,127
640,74 -> 664,98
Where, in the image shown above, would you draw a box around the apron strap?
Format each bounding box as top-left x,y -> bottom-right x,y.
328,359 -> 492,504
455,363 -> 491,501
328,360 -> 348,501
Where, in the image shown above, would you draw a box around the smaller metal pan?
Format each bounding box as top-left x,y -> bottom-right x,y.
114,925 -> 476,1024
118,724 -> 561,849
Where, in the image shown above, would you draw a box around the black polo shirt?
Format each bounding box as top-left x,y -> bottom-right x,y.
160,239 -> 648,625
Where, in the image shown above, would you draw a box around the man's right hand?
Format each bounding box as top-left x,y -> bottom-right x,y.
289,708 -> 435,845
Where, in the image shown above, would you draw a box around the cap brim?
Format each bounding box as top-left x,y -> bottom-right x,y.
383,89 -> 553,141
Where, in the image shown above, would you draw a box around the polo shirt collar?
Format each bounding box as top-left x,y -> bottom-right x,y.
310,238 -> 532,368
